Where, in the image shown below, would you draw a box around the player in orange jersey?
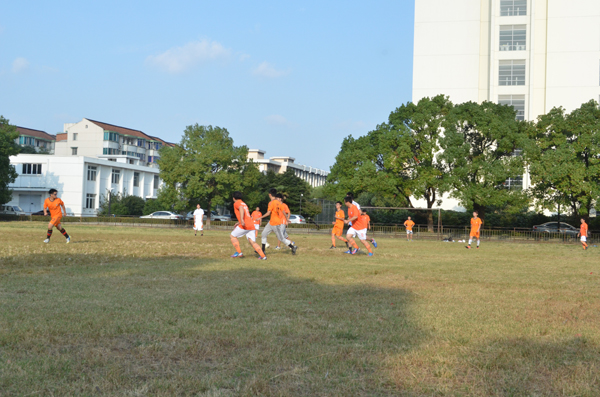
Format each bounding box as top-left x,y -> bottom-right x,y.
260,189 -> 297,254
230,191 -> 267,260
361,209 -> 377,247
331,201 -> 349,249
276,193 -> 291,250
251,207 -> 262,232
466,211 -> 482,249
578,218 -> 589,250
404,216 -> 415,241
344,196 -> 373,256
43,188 -> 70,244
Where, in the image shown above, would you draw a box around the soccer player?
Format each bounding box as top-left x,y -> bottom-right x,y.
260,189 -> 298,255
578,218 -> 589,250
466,211 -> 482,249
193,204 -> 204,236
251,207 -> 262,232
331,201 -> 349,249
230,191 -> 267,260
276,193 -> 291,250
404,216 -> 415,242
361,209 -> 377,247
43,188 -> 70,244
344,196 -> 373,256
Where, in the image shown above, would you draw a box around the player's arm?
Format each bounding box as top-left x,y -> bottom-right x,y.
43,203 -> 48,216
60,203 -> 67,216
260,210 -> 271,219
239,206 -> 246,227
345,215 -> 358,224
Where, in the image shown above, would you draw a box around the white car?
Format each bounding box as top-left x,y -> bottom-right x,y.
0,205 -> 26,216
288,214 -> 306,224
140,211 -> 182,220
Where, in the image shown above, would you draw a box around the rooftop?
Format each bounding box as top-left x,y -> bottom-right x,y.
16,127 -> 56,141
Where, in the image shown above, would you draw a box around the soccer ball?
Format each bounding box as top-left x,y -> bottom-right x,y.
265,242 -> 270,249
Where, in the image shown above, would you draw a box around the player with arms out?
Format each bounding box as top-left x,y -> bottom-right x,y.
260,189 -> 298,255
466,211 -> 482,249
404,216 -> 415,242
330,201 -> 349,249
361,209 -> 377,247
193,204 -> 204,236
230,191 -> 267,260
43,188 -> 70,244
251,207 -> 262,232
578,218 -> 588,250
344,196 -> 373,256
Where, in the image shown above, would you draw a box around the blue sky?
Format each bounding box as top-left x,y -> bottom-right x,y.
0,1 -> 415,170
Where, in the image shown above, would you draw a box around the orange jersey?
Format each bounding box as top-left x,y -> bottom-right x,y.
348,205 -> 367,230
267,199 -> 282,226
334,210 -> 345,228
470,217 -> 482,232
251,211 -> 262,225
44,198 -> 64,218
233,200 -> 254,230
404,220 -> 415,231
580,222 -> 588,237
280,203 -> 290,225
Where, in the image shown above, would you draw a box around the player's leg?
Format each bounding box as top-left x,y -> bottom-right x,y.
346,228 -> 359,254
261,223 -> 274,252
274,225 -> 297,254
44,219 -> 55,243
230,227 -> 245,257
476,234 -> 480,248
331,230 -> 336,248
245,230 -> 266,259
55,220 -> 70,242
466,233 -> 473,249
582,236 -> 588,250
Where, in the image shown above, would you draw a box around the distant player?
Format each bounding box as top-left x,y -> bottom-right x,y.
331,201 -> 349,249
193,204 -> 204,236
361,209 -> 377,247
578,218 -> 588,250
43,188 -> 70,244
344,196 -> 373,256
404,216 -> 415,241
276,194 -> 291,250
466,211 -> 482,249
251,207 -> 262,231
346,192 -> 360,227
260,189 -> 298,255
230,191 -> 267,260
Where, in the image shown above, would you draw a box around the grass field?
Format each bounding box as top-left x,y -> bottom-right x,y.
1,222 -> 599,396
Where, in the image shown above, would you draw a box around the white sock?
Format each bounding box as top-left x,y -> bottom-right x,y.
468,239 -> 472,246
477,240 -> 480,247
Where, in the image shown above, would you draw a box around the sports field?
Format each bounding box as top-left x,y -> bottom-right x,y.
1,223 -> 599,396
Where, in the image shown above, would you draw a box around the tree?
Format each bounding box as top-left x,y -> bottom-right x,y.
527,100 -> 600,218
246,169 -> 316,216
157,125 -> 261,223
439,101 -> 529,220
0,116 -> 20,206
97,192 -> 145,216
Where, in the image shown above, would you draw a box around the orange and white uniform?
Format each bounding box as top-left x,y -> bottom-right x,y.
44,198 -> 64,226
363,214 -> 371,229
251,210 -> 262,230
580,222 -> 588,242
347,204 -> 367,240
470,217 -> 483,238
231,200 -> 257,240
404,219 -> 415,234
267,199 -> 282,226
332,210 -> 345,236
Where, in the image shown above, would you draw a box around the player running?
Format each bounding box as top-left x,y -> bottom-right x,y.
251,207 -> 262,232
361,209 -> 377,247
43,188 -> 70,244
230,191 -> 267,260
193,204 -> 204,236
466,211 -> 482,249
404,216 -> 415,241
344,196 -> 373,256
276,194 -> 291,250
331,201 -> 349,249
260,189 -> 298,255
578,218 -> 589,250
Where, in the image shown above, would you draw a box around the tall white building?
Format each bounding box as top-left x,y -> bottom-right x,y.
247,149 -> 329,187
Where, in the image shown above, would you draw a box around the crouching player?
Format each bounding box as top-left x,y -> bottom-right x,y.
331,201 -> 348,249
344,196 -> 373,256
43,188 -> 70,244
230,191 -> 267,260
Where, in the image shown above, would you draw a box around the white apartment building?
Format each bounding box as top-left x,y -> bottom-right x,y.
15,127 -> 55,154
7,154 -> 160,216
247,149 -> 329,187
413,0 -> 600,210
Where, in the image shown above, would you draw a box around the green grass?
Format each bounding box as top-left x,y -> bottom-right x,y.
1,222 -> 599,396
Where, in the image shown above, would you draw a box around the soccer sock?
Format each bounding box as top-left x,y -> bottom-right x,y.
262,243 -> 266,252
477,240 -> 480,247
331,235 -> 336,247
340,237 -> 348,242
250,240 -> 266,258
362,241 -> 372,253
46,229 -> 53,239
468,239 -> 472,246
583,242 -> 588,249
230,236 -> 242,254
351,240 -> 359,249
59,228 -> 69,239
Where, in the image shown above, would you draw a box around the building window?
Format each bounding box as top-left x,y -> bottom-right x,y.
111,169 -> 120,184
103,132 -> 119,142
133,172 -> 140,187
87,165 -> 97,181
137,139 -> 145,147
21,163 -> 42,175
499,25 -> 526,51
499,95 -> 526,121
499,60 -> 526,86
504,176 -> 523,190
500,0 -> 527,16
71,147 -> 78,155
85,194 -> 96,209
153,175 -> 159,190
73,133 -> 78,141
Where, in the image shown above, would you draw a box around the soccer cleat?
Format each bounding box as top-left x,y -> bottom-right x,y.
351,248 -> 359,255
291,244 -> 298,255
344,250 -> 353,254
476,246 -> 479,249
66,237 -> 70,244
372,239 -> 377,248
330,245 -> 336,249
230,252 -> 243,258
43,239 -> 49,244
368,252 -> 373,257
465,246 -> 471,249
275,246 -> 281,250
258,256 -> 267,260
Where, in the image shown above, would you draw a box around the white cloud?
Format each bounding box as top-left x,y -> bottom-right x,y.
12,57 -> 29,73
239,53 -> 250,61
253,61 -> 290,78
146,39 -> 231,73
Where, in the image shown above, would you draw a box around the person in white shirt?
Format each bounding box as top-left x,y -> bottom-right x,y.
193,204 -> 204,236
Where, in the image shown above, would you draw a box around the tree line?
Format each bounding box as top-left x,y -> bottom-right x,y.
324,95 -> 600,230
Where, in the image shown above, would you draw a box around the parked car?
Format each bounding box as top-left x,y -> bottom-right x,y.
532,222 -> 579,235
140,211 -> 182,220
0,205 -> 26,216
185,211 -> 208,221
31,210 -> 48,216
211,211 -> 232,222
288,214 -> 306,224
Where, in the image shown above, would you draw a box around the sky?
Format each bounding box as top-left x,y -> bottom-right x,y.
0,0 -> 415,170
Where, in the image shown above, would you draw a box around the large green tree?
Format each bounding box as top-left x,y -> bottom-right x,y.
439,101 -> 529,220
0,116 -> 20,205
527,100 -> 600,218
157,124 -> 261,223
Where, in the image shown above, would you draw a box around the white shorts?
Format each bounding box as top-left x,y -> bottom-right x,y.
347,227 -> 367,240
254,224 -> 260,230
406,230 -> 413,234
231,226 -> 256,241
194,222 -> 203,231
581,236 -> 587,242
